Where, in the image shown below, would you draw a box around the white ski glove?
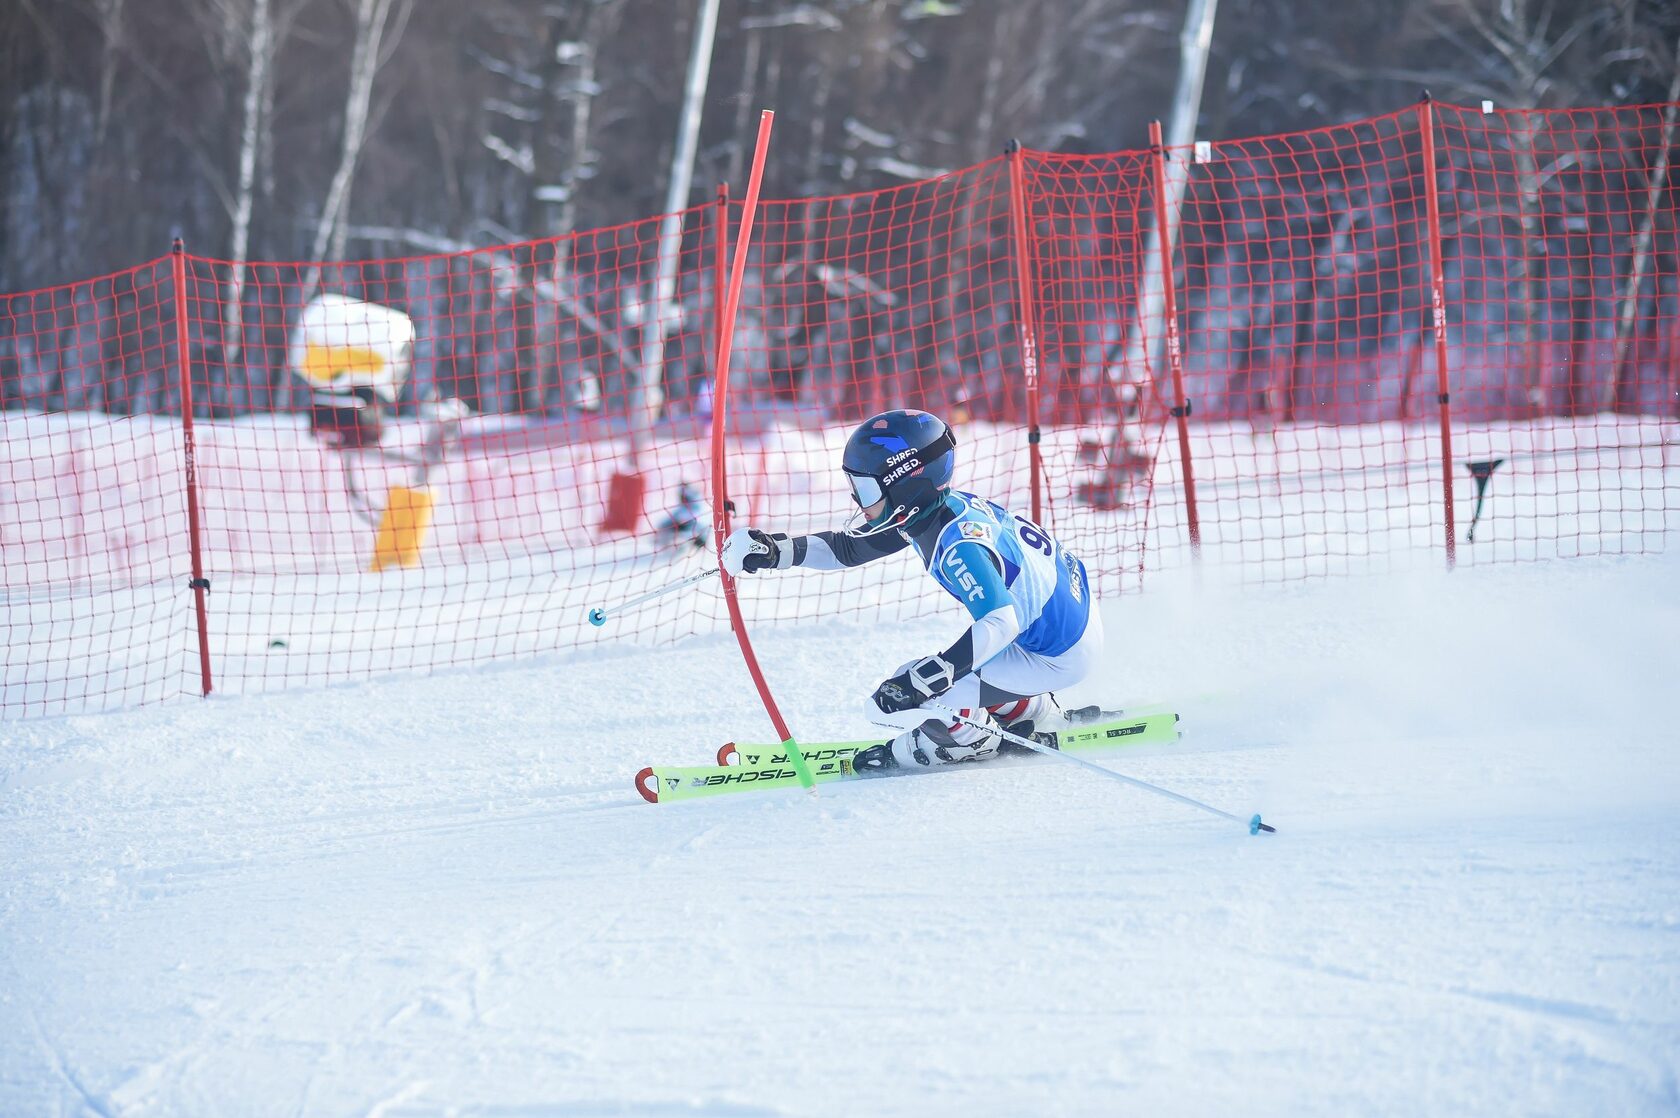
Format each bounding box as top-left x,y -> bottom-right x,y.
871,653 -> 957,715
721,527 -> 794,576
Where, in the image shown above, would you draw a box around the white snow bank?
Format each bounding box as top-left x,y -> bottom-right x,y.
2,549 -> 1676,1115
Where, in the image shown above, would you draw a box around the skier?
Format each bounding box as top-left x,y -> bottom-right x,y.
720,408 -> 1102,775
654,482 -> 711,552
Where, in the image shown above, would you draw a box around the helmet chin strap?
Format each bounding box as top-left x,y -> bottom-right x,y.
843,488 -> 950,538
844,502 -> 911,538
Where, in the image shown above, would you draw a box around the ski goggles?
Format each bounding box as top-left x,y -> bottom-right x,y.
844,469 -> 885,509
843,428 -> 955,510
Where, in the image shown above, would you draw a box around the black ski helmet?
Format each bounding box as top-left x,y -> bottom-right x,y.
840,409 -> 956,532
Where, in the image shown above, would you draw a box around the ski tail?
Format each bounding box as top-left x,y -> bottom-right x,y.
638,755 -> 856,804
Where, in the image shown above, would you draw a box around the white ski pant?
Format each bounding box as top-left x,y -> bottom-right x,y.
953,603 -> 1105,709
896,606 -> 1106,750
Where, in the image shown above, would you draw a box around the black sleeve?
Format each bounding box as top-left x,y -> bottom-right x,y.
791,528 -> 910,570
937,628 -> 976,680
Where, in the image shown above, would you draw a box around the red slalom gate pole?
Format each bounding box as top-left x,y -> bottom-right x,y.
171,240 -> 215,697
1006,140 -> 1045,524
1418,94 -> 1459,568
1148,121 -> 1201,557
709,110 -> 817,792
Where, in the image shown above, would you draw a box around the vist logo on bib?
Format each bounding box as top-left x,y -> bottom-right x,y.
943,550 -> 987,603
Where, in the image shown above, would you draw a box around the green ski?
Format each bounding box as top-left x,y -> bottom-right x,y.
636,713 -> 1180,804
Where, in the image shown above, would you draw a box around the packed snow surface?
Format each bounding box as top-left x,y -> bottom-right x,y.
3,552 -> 1678,1115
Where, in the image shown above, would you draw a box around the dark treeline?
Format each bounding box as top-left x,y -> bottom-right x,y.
1,0 -> 1677,429
6,0 -> 1677,289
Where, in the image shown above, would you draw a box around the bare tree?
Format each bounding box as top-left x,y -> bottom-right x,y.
1107,0 -> 1219,471
1450,1 -> 1598,409
222,0 -> 270,365
631,0 -> 721,463
89,0 -> 125,147
308,0 -> 413,274
1609,36 -> 1680,409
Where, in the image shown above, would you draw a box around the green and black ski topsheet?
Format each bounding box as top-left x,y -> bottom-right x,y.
635,712 -> 1180,804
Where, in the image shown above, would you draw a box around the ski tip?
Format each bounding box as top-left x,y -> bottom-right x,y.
716,742 -> 737,766
1249,813 -> 1276,835
635,766 -> 658,804
587,607 -> 607,627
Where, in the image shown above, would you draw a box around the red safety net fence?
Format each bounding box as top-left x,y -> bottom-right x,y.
3,99 -> 1677,718
1127,100 -> 1680,578
721,151 -> 1166,633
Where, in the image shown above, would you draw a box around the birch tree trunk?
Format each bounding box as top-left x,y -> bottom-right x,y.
224,0 -> 270,365
308,0 -> 404,278
971,5 -> 1012,163
1607,57 -> 1680,412
1107,0 -> 1218,454
728,24 -> 763,189
630,0 -> 720,464
538,0 -> 622,238
803,64 -> 833,192
557,43 -> 596,238
93,0 -> 125,147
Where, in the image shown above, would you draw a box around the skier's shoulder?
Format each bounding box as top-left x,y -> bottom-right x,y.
932,491 -> 1009,557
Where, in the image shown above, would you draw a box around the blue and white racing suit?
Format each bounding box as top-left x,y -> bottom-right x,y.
788,489 -> 1103,713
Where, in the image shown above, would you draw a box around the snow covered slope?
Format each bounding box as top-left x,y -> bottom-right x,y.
3,552 -> 1677,1115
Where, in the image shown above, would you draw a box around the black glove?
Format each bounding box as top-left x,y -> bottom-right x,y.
721,527 -> 793,576
870,654 -> 957,714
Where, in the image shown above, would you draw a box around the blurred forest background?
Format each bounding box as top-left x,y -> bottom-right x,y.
6,0 -> 1677,287
1,0 -> 1678,427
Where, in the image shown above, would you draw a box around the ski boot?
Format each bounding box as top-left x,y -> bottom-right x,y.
981,693 -> 1063,755
851,711 -> 1004,777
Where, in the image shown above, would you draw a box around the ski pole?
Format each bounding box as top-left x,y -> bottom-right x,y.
909,702 -> 1276,835
586,567 -> 718,627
